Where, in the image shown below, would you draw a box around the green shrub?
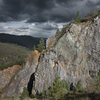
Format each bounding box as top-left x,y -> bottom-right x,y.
76,81 -> 83,92
95,71 -> 100,91
36,38 -> 45,52
47,77 -> 69,99
20,87 -> 29,100
74,11 -> 81,23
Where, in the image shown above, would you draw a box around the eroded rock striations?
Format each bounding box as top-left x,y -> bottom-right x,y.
1,14 -> 100,98
1,50 -> 40,98
35,15 -> 100,93
0,65 -> 21,93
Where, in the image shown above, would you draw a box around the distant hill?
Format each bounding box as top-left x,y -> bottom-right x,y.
0,33 -> 46,49
0,42 -> 30,70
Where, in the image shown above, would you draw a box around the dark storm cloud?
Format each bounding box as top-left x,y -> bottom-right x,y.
86,0 -> 100,7
0,0 -> 100,22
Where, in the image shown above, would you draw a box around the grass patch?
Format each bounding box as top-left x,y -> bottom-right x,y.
0,42 -> 30,70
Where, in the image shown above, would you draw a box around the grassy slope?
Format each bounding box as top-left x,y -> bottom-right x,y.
0,42 -> 31,70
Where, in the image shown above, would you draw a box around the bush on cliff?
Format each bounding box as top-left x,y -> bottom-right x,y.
20,87 -> 29,100
40,76 -> 69,99
76,81 -> 84,92
74,11 -> 81,23
95,71 -> 100,92
36,38 -> 45,52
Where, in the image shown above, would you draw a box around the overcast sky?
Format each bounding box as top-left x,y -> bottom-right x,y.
0,0 -> 99,37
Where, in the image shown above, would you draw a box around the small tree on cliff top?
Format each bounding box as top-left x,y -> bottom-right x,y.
36,38 -> 45,52
75,11 -> 81,23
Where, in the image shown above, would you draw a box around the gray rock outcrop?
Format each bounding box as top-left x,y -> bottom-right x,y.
0,65 -> 21,93
35,16 -> 100,93
1,50 -> 40,97
1,13 -> 100,98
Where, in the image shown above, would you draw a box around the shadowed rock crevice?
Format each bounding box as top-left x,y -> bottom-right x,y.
27,73 -> 35,96
70,83 -> 75,91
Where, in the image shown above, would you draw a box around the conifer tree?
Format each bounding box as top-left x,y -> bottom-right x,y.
37,38 -> 45,52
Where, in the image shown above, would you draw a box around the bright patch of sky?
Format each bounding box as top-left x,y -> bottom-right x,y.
0,20 -> 67,38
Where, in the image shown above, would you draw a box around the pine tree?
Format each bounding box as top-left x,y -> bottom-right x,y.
75,11 -> 81,23
37,38 -> 45,52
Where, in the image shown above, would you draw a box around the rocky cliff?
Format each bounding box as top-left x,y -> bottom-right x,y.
1,50 -> 40,98
35,15 -> 100,93
0,65 -> 21,93
1,13 -> 100,98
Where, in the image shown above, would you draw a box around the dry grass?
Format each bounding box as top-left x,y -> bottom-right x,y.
0,42 -> 30,70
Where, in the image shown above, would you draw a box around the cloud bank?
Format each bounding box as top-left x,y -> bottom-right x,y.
0,20 -> 66,37
0,0 -> 99,22
0,0 -> 99,38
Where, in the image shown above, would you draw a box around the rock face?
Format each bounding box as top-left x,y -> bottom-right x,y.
1,50 -> 40,97
0,65 -> 21,93
35,16 -> 100,93
1,14 -> 100,97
